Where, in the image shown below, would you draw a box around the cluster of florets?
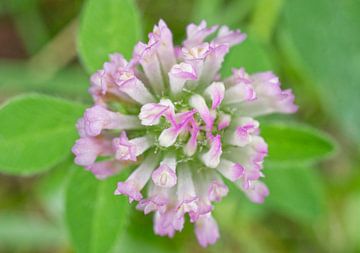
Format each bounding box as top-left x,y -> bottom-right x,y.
72,20 -> 297,247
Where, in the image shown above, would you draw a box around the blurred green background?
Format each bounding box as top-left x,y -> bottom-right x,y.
0,0 -> 359,252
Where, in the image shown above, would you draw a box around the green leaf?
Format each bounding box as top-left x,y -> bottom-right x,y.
65,167 -> 130,253
0,94 -> 85,175
2,0 -> 36,14
261,122 -> 336,167
115,210 -> 183,253
13,5 -> 50,55
282,0 -> 360,144
35,158 -> 73,222
264,167 -> 326,222
219,167 -> 326,223
78,0 -> 142,73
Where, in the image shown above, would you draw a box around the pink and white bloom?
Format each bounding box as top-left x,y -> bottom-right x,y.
224,117 -> 260,147
83,105 -> 140,136
112,131 -> 153,161
72,19 -> 297,247
169,63 -> 197,94
195,214 -> 220,247
152,156 -> 177,188
208,176 -> 229,202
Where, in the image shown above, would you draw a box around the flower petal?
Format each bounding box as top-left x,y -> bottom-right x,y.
216,159 -> 244,182
204,82 -> 225,109
201,135 -> 222,168
213,26 -> 247,46
115,156 -> 159,202
189,94 -> 214,129
152,156 -> 177,188
169,62 -> 197,94
83,105 -> 140,136
195,214 -> 220,247
184,20 -> 218,47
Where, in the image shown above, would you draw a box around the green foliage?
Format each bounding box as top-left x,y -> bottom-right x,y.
224,166 -> 326,223
1,0 -> 36,14
0,62 -> 89,99
249,0 -> 284,43
225,166 -> 327,226
0,94 -> 85,175
116,210 -> 184,253
343,192 -> 360,251
282,0 -> 360,144
261,122 -> 336,168
35,159 -> 74,223
65,167 -> 130,253
264,167 -> 326,222
78,0 -> 142,73
193,0 -> 273,76
0,212 -> 66,251
192,0 -> 221,25
2,0 -> 52,54
222,36 -> 273,76
13,6 -> 50,54
192,0 -> 256,26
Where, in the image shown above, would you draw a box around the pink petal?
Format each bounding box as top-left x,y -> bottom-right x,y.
201,135 -> 222,168
195,214 -> 220,247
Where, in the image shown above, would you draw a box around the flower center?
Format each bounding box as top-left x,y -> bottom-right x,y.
140,96 -> 230,164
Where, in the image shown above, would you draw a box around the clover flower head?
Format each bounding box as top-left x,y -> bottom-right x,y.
72,19 -> 297,247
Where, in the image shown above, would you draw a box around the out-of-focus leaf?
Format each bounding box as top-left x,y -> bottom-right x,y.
0,94 -> 85,175
261,122 -> 336,167
0,212 -> 66,251
0,62 -> 89,101
192,0 -> 221,24
13,7 -> 50,54
221,36 -> 273,76
213,193 -> 286,253
264,167 -> 326,222
2,0 -> 36,13
249,0 -> 283,43
3,0 -> 50,54
343,192 -> 360,252
115,210 -> 184,253
282,0 -> 360,144
78,0 -> 142,72
220,0 -> 256,26
65,167 -> 130,253
36,158 -> 73,222
192,0 -> 256,26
